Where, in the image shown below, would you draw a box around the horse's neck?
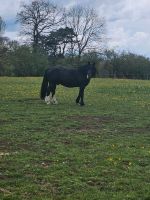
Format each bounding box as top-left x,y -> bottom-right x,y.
78,66 -> 88,75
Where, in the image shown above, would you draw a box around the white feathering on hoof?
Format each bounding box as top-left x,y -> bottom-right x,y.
45,93 -> 53,104
45,94 -> 58,105
52,96 -> 58,104
45,96 -> 50,104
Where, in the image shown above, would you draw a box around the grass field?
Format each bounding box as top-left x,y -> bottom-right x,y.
0,77 -> 150,200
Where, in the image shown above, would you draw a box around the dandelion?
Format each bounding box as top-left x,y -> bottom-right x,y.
107,157 -> 113,161
113,161 -> 117,166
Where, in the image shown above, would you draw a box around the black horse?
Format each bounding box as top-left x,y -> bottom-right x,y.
40,62 -> 96,106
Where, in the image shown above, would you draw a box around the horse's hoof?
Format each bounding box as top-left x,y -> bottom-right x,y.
80,103 -> 85,106
76,100 -> 79,104
76,102 -> 81,106
53,101 -> 58,105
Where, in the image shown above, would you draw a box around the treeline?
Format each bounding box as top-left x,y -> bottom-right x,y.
0,0 -> 150,79
1,38 -> 150,80
98,50 -> 150,79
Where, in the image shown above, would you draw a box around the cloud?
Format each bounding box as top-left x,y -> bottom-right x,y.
101,0 -> 150,57
0,0 -> 30,41
5,31 -> 19,40
0,0 -> 31,20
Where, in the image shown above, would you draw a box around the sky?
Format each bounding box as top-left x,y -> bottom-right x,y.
1,0 -> 150,57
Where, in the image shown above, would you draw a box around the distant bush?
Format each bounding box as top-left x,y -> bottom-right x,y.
102,51 -> 150,79
11,46 -> 49,76
0,40 -> 150,79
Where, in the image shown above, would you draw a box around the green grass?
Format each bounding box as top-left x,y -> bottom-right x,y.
0,77 -> 150,200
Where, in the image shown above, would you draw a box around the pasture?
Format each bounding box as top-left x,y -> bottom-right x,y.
0,77 -> 150,200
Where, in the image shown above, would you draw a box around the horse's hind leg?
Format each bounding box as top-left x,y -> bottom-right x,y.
45,83 -> 52,104
45,83 -> 58,105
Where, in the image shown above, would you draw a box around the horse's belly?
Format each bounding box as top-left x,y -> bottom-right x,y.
58,79 -> 79,87
61,82 -> 79,87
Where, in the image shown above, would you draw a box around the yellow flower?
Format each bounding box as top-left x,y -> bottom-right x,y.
107,157 -> 113,161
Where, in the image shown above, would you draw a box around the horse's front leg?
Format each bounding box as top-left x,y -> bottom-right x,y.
80,87 -> 85,106
76,87 -> 85,106
76,94 -> 80,104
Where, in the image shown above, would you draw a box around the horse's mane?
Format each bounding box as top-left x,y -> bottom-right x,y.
78,64 -> 90,74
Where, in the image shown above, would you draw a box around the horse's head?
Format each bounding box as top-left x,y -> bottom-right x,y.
86,62 -> 96,79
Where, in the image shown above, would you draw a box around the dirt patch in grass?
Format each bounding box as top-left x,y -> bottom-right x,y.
86,178 -> 108,190
60,139 -> 73,145
69,115 -> 113,123
65,115 -> 113,132
0,117 -> 26,125
16,142 -> 35,151
0,119 -> 8,125
30,127 -> 46,132
17,98 -> 40,102
125,126 -> 150,134
0,139 -> 13,151
0,118 -> 16,125
0,139 -> 37,152
40,160 -> 55,168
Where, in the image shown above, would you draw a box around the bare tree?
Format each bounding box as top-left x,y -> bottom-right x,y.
65,6 -> 105,57
16,0 -> 64,49
0,16 -> 6,57
0,16 -> 5,36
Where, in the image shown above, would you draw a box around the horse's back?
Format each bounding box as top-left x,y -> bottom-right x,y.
45,66 -> 89,87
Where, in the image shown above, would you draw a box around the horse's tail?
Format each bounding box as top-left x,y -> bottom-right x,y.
40,71 -> 48,100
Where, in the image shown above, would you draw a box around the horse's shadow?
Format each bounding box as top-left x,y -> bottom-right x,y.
17,98 -> 41,103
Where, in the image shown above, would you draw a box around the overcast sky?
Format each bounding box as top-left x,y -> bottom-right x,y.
1,0 -> 150,57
